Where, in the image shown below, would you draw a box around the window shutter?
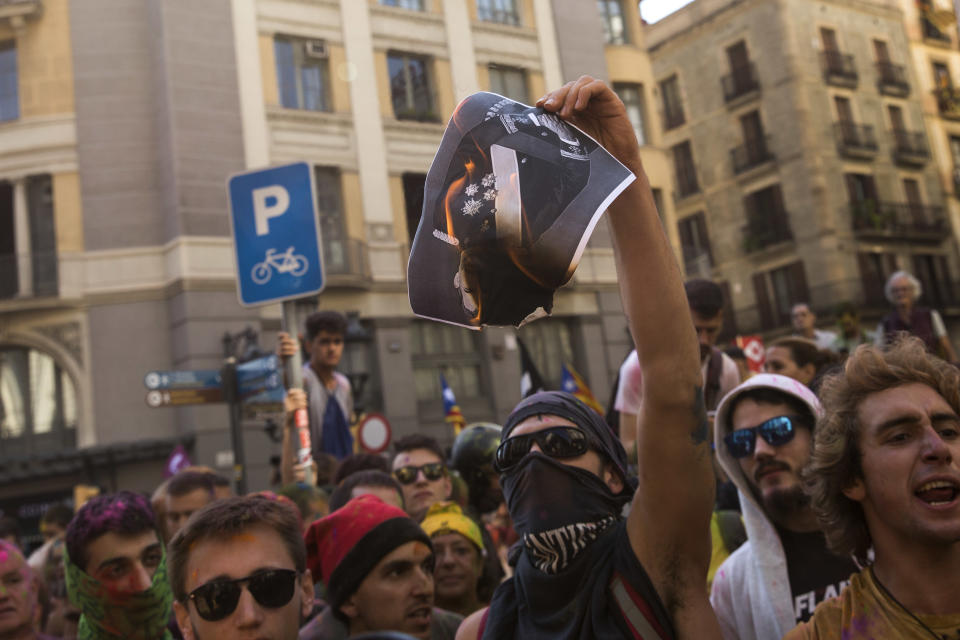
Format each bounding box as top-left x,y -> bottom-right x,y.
719,280 -> 738,340
753,273 -> 774,330
789,260 -> 810,304
694,212 -> 714,265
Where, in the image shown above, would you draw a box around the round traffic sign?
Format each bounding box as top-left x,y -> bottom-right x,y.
357,413 -> 392,453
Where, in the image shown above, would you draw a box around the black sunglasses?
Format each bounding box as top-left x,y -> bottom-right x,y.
393,462 -> 446,485
188,568 -> 298,622
495,426 -> 589,471
723,415 -> 805,459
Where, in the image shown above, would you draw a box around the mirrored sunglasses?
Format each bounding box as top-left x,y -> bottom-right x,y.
723,415 -> 803,459
393,462 -> 446,485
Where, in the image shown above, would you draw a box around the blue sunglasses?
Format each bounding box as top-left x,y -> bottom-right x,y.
723,415 -> 806,458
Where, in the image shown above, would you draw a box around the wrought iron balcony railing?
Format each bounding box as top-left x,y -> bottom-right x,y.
722,63 -> 760,103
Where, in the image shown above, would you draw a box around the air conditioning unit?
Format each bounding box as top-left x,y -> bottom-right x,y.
304,40 -> 328,59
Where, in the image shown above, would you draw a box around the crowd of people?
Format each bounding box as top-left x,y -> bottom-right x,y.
1,78 -> 958,640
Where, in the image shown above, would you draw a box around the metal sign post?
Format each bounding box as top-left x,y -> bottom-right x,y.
227,162 -> 325,487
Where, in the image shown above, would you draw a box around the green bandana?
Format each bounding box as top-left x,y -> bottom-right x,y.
64,543 -> 173,640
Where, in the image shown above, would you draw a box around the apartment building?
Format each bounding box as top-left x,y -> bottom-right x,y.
646,0 -> 959,338
0,0 -> 673,510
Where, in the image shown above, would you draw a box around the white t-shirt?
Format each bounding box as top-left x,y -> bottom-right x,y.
614,349 -> 741,414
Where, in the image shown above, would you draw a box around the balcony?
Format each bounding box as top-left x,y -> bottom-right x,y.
731,137 -> 775,175
890,129 -> 930,167
742,218 -> 793,253
922,17 -> 952,46
683,248 -> 712,279
663,108 -> 686,131
323,238 -> 371,286
820,51 -> 858,88
850,200 -> 946,242
934,87 -> 960,120
675,170 -> 699,199
875,62 -> 910,97
834,122 -> 877,159
722,63 -> 760,105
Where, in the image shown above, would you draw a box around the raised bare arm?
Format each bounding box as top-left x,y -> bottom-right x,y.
538,77 -> 718,638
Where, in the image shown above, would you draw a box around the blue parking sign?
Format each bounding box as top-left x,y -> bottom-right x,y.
227,162 -> 325,306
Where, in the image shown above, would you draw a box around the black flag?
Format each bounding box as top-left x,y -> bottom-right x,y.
517,337 -> 545,398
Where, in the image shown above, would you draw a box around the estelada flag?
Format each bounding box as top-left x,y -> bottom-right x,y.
440,373 -> 467,436
561,363 -> 604,415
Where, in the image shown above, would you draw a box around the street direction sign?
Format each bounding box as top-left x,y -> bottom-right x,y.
145,388 -> 224,408
227,162 -> 325,306
144,370 -> 221,390
236,354 -> 282,398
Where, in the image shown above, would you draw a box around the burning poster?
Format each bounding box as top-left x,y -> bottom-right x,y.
408,92 -> 635,329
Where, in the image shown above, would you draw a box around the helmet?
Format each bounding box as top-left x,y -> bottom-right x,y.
451,423 -> 502,475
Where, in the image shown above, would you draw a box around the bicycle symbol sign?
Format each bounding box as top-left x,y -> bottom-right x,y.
251,247 -> 309,284
227,162 -> 325,306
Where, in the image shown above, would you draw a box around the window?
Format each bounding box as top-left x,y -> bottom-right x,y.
672,140 -> 699,197
0,347 -> 77,455
0,175 -> 57,299
488,65 -> 528,102
873,39 -> 890,63
388,52 -> 435,121
913,253 -> 954,308
614,83 -> 647,145
933,61 -> 952,89
743,184 -> 792,250
0,41 -> 16,122
858,252 -> 898,307
274,37 -> 330,112
517,318 -> 576,390
950,136 -> 960,192
314,167 -> 351,276
598,0 -> 628,45
380,0 -> 425,9
752,262 -> 809,329
477,0 -> 519,25
402,172 -> 426,242
678,212 -> 713,277
410,321 -> 484,402
659,75 -> 685,130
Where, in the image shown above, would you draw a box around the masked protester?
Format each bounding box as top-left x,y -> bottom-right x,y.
64,491 -> 172,640
456,77 -> 720,640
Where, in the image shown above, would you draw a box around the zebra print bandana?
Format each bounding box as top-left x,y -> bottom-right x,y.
503,452 -> 627,574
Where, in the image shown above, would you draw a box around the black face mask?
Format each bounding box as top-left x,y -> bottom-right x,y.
502,453 -> 626,573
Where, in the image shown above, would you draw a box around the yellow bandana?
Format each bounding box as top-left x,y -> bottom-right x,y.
421,501 -> 484,551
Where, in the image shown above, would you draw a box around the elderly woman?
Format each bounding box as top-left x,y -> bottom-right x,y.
875,270 -> 958,362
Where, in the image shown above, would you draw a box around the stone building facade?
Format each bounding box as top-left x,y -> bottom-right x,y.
0,0 -> 671,514
646,0 -> 960,337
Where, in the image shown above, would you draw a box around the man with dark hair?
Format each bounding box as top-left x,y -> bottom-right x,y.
165,471 -> 220,540
710,375 -> 857,639
328,470 -> 404,512
168,495 -> 312,640
615,278 -> 740,456
333,453 -> 390,485
391,435 -> 452,522
64,491 -> 172,640
457,77 -> 721,639
277,483 -> 329,533
0,540 -> 54,640
791,303 -> 837,352
785,337 -> 960,639
300,494 -> 461,639
278,310 -> 354,465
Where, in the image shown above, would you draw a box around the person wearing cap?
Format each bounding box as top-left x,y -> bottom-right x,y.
709,374 -> 858,640
457,77 -> 720,639
783,337 -> 960,639
420,502 -> 487,618
300,494 -> 462,640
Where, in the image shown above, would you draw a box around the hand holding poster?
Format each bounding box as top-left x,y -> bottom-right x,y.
408,92 -> 635,328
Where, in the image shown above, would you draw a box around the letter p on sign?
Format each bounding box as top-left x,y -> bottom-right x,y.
253,185 -> 290,236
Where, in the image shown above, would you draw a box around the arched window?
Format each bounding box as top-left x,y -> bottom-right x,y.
0,346 -> 76,455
